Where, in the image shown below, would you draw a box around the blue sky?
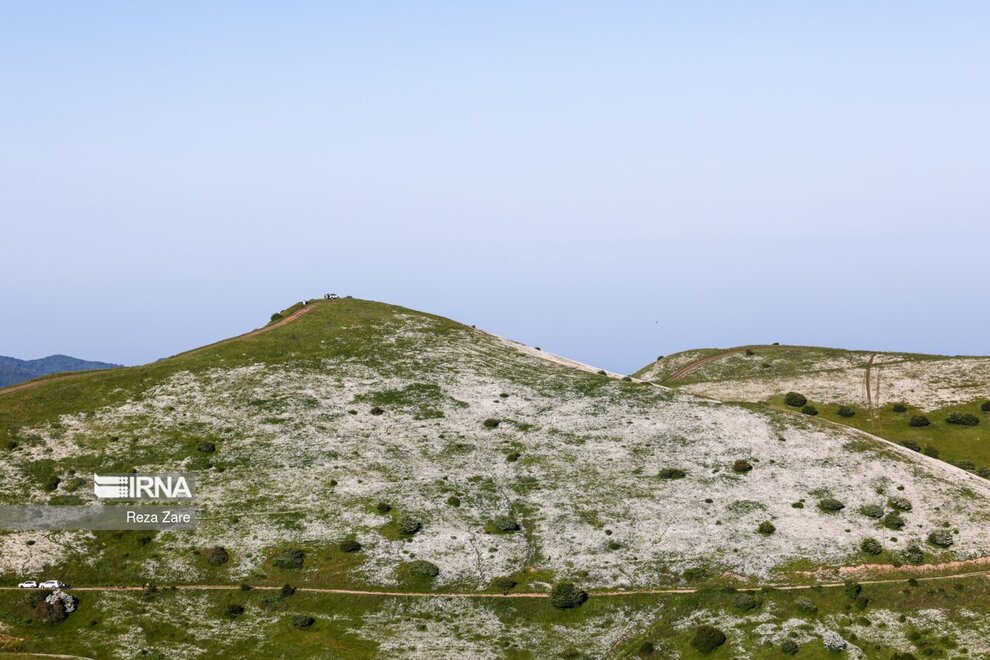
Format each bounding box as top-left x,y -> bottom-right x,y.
1,2 -> 988,373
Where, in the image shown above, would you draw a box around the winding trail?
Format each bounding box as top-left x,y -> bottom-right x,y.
662,346 -> 766,383
0,301 -> 322,398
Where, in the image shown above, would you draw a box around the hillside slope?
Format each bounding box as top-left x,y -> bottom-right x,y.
3,305 -> 990,657
0,354 -> 120,387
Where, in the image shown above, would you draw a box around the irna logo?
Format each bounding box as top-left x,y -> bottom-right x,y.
93,474 -> 195,500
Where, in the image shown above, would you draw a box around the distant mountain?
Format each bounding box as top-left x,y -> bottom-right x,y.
0,354 -> 120,387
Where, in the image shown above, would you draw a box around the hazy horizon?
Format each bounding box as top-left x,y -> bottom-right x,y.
2,3 -> 988,373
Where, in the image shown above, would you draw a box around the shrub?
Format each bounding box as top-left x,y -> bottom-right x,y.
784,392 -> 807,407
490,516 -> 520,533
982,400 -> 990,412
658,467 -> 686,479
909,415 -> 930,427
928,531 -> 953,548
446,495 -> 461,507
957,459 -> 976,471
292,615 -> 315,628
731,593 -> 758,611
549,581 -> 588,609
893,403 -> 908,413
491,576 -> 517,594
855,594 -> 870,610
732,459 -> 753,473
482,418 -> 501,429
891,654 -> 918,660
844,581 -> 862,599
682,567 -> 708,582
900,440 -> 921,452
923,445 -> 939,458
860,538 -> 882,555
225,603 -> 244,617
270,313 -> 283,322
780,639 -> 799,655
887,497 -> 912,511
369,406 -> 384,416
637,641 -> 655,657
506,451 -> 521,463
339,538 -> 362,553
801,405 -> 819,416
690,625 -> 726,654
197,441 -> 216,453
757,521 -> 776,535
43,476 -> 61,492
375,502 -> 392,515
204,546 -> 229,566
882,512 -> 905,530
904,545 -> 924,564
795,597 -> 817,613
408,560 -> 440,579
947,412 -> 980,426
398,517 -> 422,536
837,406 -> 855,418
35,599 -> 67,623
240,583 -> 252,591
280,584 -> 296,599
818,498 -> 845,513
858,503 -> 884,519
273,548 -> 305,570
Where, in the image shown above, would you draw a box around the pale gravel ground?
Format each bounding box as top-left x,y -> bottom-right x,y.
5,324 -> 990,588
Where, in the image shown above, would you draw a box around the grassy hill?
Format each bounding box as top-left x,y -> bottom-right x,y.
0,354 -> 120,388
636,345 -> 990,476
2,305 -> 990,658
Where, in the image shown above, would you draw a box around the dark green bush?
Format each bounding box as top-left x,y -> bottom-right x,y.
818,498 -> 845,513
844,581 -> 862,599
549,581 -> 588,609
197,441 -> 216,453
682,567 -> 708,582
892,403 -> 908,413
482,418 -> 501,429
398,517 -> 422,536
408,560 -> 440,579
927,531 -> 953,547
637,641 -> 655,657
757,521 -> 776,535
909,415 -> 930,427
858,504 -> 884,519
784,392 -> 807,407
780,639 -> 799,655
491,576 -> 517,594
731,593 -> 758,611
732,459 -> 753,473
292,615 -> 315,628
375,502 -> 392,514
890,653 -> 918,660
339,538 -> 362,553
801,405 -> 818,416
225,603 -> 244,617
270,313 -> 283,322
860,538 -> 882,555
446,495 -> 461,507
690,625 -> 726,654
923,445 -> 939,458
904,545 -> 924,564
280,584 -> 296,599
837,406 -> 855,418
369,406 -> 384,416
273,548 -> 305,570
490,516 -> 520,533
795,597 -> 817,613
887,497 -> 912,511
882,512 -> 905,530
658,467 -> 686,479
900,440 -> 921,452
982,400 -> 990,412
506,451 -> 521,463
204,546 -> 229,565
947,412 -> 979,426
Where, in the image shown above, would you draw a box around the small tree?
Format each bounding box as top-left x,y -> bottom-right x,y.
408,560 -> 440,579
837,406 -> 855,418
273,548 -> 305,570
690,625 -> 726,654
658,467 -> 686,479
549,581 -> 588,609
817,498 -> 845,513
892,403 -> 908,413
801,405 -> 818,416
860,538 -> 882,555
909,415 -> 930,427
204,546 -> 229,566
732,459 -> 753,474
784,392 -> 807,407
757,521 -> 776,535
982,400 -> 990,412
928,531 -> 954,547
398,517 -> 422,536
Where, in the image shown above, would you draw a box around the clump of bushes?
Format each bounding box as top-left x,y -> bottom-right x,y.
292,615 -> 315,628
482,418 -> 501,429
801,405 -> 819,416
887,497 -> 912,511
408,559 -> 440,579
893,403 -> 908,413
757,521 -> 776,535
398,517 -> 422,536
982,400 -> 990,412
491,576 -> 517,594
549,581 -> 587,609
658,467 -> 686,480
690,625 -> 726,654
909,415 -> 930,427
784,392 -> 807,407
780,639 -> 799,655
882,512 -> 906,530
837,406 -> 855,418
858,504 -> 884,519
731,593 -> 758,611
928,531 -> 954,548
270,312 -> 283,323
817,498 -> 845,513
273,548 -> 305,570
732,459 -> 753,474
795,597 -> 817,613
947,412 -> 980,426
204,546 -> 229,566
903,544 -> 924,564
489,516 -> 520,533
339,538 -> 362,553
860,538 -> 883,555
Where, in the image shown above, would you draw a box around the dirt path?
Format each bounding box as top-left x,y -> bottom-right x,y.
0,301 -> 322,398
663,346 -> 764,383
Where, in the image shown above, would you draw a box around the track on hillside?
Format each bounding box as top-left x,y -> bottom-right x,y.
661,346 -> 766,383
